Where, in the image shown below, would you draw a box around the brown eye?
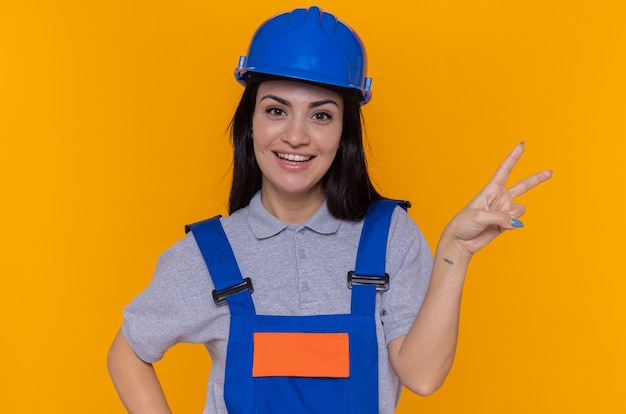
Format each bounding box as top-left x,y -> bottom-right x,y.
313,112 -> 332,121
266,107 -> 285,117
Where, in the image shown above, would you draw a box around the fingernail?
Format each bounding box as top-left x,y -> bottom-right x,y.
511,218 -> 524,228
519,141 -> 525,145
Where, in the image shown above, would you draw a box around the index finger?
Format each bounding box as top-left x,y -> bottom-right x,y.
489,142 -> 525,186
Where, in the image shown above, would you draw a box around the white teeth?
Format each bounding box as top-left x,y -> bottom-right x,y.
277,153 -> 311,162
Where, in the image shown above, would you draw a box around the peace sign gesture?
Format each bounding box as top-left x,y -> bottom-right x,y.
441,142 -> 553,258
390,143 -> 552,393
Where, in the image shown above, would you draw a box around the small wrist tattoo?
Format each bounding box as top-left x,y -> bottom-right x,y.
443,258 -> 454,265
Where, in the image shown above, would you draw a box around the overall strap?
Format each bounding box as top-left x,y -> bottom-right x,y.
185,217 -> 256,315
350,199 -> 410,315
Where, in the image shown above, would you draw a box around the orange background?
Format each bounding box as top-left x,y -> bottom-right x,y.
1,1 -> 625,412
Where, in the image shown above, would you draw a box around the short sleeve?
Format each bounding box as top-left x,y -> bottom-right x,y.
121,233 -> 227,363
380,207 -> 434,344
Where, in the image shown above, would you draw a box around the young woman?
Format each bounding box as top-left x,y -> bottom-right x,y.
108,6 -> 552,413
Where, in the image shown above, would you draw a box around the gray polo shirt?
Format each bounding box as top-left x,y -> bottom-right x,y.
122,192 -> 433,414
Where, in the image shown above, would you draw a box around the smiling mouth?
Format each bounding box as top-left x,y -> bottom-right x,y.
275,152 -> 313,163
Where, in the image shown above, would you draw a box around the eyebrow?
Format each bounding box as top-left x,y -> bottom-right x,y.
259,94 -> 340,109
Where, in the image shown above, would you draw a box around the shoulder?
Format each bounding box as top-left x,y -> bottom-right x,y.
147,231 -> 212,293
388,203 -> 424,240
159,229 -> 203,267
386,203 -> 433,266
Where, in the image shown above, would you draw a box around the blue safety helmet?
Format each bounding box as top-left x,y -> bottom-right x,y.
235,6 -> 372,104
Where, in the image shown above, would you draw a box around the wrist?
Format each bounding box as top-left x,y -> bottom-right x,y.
435,235 -> 472,268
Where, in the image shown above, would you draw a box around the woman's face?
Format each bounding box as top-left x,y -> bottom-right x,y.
252,80 -> 344,207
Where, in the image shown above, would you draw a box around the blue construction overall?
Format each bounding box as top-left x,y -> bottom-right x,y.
186,199 -> 408,413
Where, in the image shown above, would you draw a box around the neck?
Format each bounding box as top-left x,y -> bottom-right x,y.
260,187 -> 325,224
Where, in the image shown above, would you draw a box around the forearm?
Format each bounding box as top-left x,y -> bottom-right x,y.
389,143 -> 552,396
389,236 -> 470,396
107,329 -> 172,414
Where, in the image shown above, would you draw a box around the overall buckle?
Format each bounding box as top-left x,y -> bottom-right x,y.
212,278 -> 254,306
347,271 -> 389,292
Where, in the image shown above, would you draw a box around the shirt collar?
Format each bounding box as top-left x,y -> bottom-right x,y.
247,191 -> 342,239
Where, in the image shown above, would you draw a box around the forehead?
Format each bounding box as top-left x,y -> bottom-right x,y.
257,80 -> 343,104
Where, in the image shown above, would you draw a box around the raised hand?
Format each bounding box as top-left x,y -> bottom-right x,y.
441,142 -> 553,258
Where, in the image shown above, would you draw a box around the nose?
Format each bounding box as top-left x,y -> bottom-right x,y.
282,118 -> 310,147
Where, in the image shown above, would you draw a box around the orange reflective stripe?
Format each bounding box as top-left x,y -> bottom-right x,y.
252,332 -> 350,378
